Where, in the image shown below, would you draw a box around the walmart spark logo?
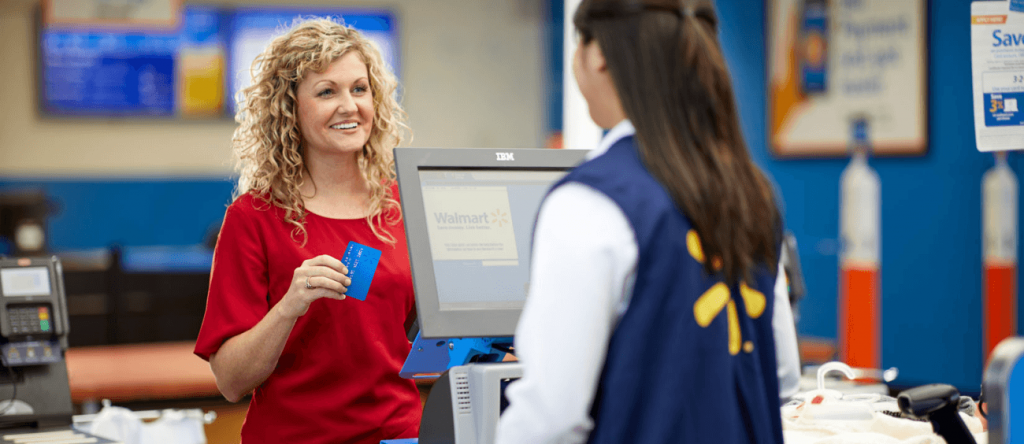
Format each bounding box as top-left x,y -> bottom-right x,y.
490,209 -> 510,227
688,230 -> 766,355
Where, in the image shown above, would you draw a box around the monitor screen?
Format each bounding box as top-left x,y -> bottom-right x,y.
419,169 -> 564,310
397,148 -> 588,338
40,6 -> 226,117
38,7 -> 398,118
226,8 -> 398,115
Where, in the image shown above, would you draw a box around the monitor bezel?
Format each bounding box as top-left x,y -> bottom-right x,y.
395,147 -> 587,339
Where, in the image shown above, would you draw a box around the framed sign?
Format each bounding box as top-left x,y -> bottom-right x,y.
768,0 -> 928,157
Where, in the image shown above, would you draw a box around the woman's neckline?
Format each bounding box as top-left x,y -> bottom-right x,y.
304,208 -> 368,222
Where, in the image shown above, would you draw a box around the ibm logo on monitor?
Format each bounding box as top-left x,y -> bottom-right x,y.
496,152 -> 514,161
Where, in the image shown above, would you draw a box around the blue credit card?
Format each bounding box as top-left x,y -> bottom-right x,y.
341,241 -> 382,301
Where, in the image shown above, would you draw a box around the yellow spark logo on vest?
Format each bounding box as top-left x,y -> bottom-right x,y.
490,209 -> 510,228
688,230 -> 766,355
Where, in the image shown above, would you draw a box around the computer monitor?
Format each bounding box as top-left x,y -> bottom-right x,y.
395,147 -> 587,339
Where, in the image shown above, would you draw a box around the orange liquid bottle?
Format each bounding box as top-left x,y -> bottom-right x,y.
839,118 -> 881,370
984,152 -> 1018,359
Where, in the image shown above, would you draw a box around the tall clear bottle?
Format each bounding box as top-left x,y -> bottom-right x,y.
839,118 -> 881,370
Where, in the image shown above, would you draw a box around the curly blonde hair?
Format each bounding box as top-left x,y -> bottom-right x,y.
232,18 -> 408,245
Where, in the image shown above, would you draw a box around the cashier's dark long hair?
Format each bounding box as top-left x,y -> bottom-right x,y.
574,0 -> 780,284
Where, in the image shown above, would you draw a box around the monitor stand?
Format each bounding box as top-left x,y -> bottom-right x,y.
417,362 -> 523,444
400,333 -> 512,379
390,334 -> 517,444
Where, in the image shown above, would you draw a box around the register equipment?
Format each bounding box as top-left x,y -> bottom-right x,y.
0,256 -> 73,430
394,147 -> 587,444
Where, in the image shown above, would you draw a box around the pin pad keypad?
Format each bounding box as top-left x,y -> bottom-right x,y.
8,305 -> 51,335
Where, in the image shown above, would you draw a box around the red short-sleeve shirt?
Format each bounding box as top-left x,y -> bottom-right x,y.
194,191 -> 421,443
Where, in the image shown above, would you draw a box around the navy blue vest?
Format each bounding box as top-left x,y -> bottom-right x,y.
550,136 -> 783,444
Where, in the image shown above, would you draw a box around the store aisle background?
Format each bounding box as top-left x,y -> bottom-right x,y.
0,0 -> 1018,391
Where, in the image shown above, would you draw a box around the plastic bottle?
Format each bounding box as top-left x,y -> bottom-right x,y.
839,118 -> 881,370
984,152 -> 1018,359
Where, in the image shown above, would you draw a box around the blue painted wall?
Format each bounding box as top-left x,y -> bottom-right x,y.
0,178 -> 235,251
718,0 -> 1023,390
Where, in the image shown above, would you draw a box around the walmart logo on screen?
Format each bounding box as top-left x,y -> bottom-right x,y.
434,212 -> 492,225
433,209 -> 511,229
490,209 -> 510,228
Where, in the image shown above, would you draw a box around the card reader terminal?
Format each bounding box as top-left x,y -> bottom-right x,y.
0,256 -> 73,429
0,259 -> 68,367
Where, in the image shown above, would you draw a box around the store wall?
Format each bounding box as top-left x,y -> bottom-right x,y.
718,0 -> 1023,390
0,0 -> 549,250
4,0 -> 1020,391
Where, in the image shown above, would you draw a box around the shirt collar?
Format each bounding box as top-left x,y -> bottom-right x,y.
586,119 -> 635,160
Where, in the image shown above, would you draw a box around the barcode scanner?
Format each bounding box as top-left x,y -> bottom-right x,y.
897,384 -> 976,444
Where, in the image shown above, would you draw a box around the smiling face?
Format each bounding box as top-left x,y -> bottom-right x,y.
296,51 -> 375,159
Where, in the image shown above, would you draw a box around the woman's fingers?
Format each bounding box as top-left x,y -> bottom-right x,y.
318,289 -> 348,301
281,256 -> 352,318
282,255 -> 351,316
304,254 -> 349,275
302,262 -> 351,297
307,265 -> 351,287
306,275 -> 349,295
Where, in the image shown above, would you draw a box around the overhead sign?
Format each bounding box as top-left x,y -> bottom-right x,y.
225,9 -> 398,115
40,6 -> 222,117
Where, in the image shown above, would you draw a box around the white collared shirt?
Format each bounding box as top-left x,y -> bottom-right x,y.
494,120 -> 801,444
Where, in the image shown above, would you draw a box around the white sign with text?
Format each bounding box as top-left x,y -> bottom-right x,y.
421,186 -> 519,262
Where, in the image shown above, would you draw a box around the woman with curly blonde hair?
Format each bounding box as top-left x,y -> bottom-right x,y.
195,18 -> 421,443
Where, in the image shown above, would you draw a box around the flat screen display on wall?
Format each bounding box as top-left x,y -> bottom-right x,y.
225,9 -> 397,116
38,7 -> 397,119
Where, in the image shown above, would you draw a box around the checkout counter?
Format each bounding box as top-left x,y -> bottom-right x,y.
1,146 -> 1011,444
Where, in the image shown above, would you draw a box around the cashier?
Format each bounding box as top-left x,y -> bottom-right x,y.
495,0 -> 798,443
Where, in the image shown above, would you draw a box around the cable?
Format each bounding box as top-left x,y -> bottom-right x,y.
0,364 -> 18,416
